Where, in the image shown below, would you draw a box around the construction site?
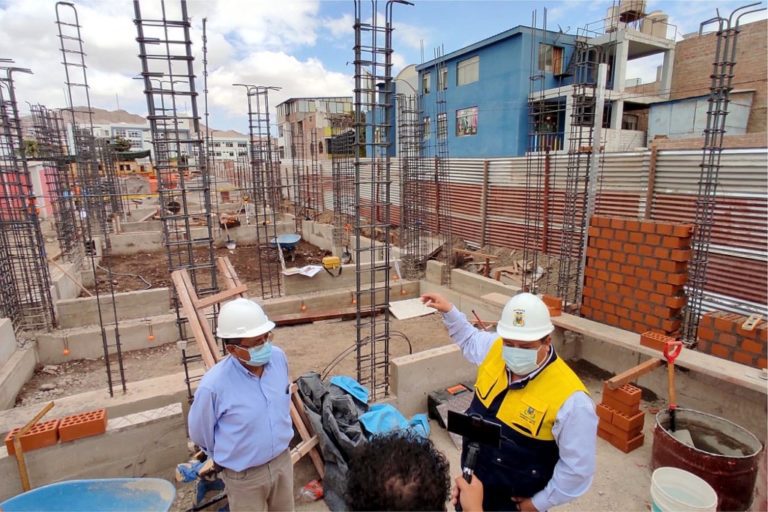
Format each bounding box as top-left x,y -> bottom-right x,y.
0,0 -> 766,510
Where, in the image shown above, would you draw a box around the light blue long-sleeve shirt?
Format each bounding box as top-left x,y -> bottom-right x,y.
443,307 -> 598,511
188,347 -> 293,472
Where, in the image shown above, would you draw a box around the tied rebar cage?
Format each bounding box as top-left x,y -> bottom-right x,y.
30,105 -> 81,263
353,0 -> 412,399
397,93 -> 424,279
0,63 -> 57,333
432,45 -> 453,281
235,84 -> 282,299
330,113 -> 354,251
681,2 -> 766,346
134,0 -> 218,397
556,32 -> 602,310
291,121 -> 306,230
56,1 -> 126,395
308,129 -> 321,219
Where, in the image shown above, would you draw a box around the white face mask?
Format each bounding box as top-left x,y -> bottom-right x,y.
502,346 -> 540,375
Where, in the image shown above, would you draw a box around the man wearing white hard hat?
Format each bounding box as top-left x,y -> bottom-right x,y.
188,298 -> 294,512
421,292 -> 597,512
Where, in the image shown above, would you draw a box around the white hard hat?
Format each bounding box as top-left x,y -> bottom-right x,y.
216,298 -> 275,339
496,292 -> 554,342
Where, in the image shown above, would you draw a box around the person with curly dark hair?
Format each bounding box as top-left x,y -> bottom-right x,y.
346,432 -> 452,511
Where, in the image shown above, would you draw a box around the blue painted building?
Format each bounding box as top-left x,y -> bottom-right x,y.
416,26 -> 577,157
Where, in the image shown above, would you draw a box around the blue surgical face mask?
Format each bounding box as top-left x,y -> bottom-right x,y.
502,345 -> 540,376
242,342 -> 272,366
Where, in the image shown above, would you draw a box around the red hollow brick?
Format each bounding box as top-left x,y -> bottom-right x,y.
606,313 -> 619,325
588,226 -> 601,238
713,312 -> 736,333
625,220 -> 641,232
5,419 -> 60,456
611,409 -> 645,435
619,318 -> 634,331
604,383 -> 642,408
612,252 -> 627,264
651,270 -> 666,282
637,301 -> 653,314
733,351 -> 756,366
610,432 -> 645,453
627,254 -> 642,266
697,326 -> 716,342
653,247 -> 670,259
655,223 -> 674,236
643,257 -> 659,269
641,331 -> 674,352
609,240 -> 623,252
635,268 -> 651,279
596,238 -> 610,249
625,276 -> 639,288
603,228 -> 615,240
757,357 -> 767,369
718,333 -> 739,347
607,261 -> 621,273
624,243 -> 639,254
638,245 -> 654,256
615,230 -> 629,242
629,232 -> 645,244
670,249 -> 692,262
606,282 -> 619,293
581,305 -> 594,317
671,224 -> 694,238
58,409 -> 108,443
640,222 -> 656,234
662,236 -> 691,249
659,260 -> 687,273
666,296 -> 686,309
610,218 -> 626,230
646,234 -> 662,246
599,249 -> 612,260
656,283 -> 682,296
586,247 -> 599,258
631,310 -> 646,323
667,273 -> 687,286
596,403 -> 615,423
661,318 -> 682,333
593,217 -> 611,228
742,339 -> 764,354
594,259 -> 607,270
710,343 -> 732,359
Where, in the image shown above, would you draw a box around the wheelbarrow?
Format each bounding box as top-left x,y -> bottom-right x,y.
0,478 -> 176,511
270,233 -> 302,262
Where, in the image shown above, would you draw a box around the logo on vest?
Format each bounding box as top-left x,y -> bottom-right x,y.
513,309 -> 525,327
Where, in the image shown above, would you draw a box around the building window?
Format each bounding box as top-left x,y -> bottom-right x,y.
457,56 -> 479,86
539,44 -> 564,74
237,142 -> 247,147
456,107 -> 478,137
225,142 -> 233,147
622,114 -> 639,130
438,66 -> 448,91
422,72 -> 431,94
437,113 -> 447,138
423,117 -> 431,140
127,130 -> 142,138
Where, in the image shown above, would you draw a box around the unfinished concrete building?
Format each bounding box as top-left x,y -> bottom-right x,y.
0,0 -> 766,510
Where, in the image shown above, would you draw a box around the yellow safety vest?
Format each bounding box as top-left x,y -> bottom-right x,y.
474,338 -> 588,441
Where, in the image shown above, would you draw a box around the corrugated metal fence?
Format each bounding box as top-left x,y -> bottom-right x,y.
281,148 -> 767,313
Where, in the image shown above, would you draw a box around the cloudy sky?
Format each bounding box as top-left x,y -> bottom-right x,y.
1,0 -> 765,133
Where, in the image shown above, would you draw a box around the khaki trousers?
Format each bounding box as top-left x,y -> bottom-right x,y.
220,449 -> 294,512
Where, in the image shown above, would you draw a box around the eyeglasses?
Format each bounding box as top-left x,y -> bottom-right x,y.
236,332 -> 273,349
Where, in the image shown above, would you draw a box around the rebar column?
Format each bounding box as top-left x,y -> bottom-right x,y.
0,64 -> 56,333
353,0 -> 411,399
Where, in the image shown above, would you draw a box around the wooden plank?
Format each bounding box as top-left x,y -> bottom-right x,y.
194,285 -> 248,310
216,257 -> 243,290
552,313 -> 768,395
137,208 -> 158,222
289,384 -> 324,478
171,271 -> 218,369
179,270 -> 221,364
605,358 -> 664,390
271,306 -> 384,327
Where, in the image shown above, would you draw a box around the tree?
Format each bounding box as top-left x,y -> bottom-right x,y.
111,136 -> 132,152
22,139 -> 39,159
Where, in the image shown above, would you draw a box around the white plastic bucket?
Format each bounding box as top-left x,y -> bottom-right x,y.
651,467 -> 718,512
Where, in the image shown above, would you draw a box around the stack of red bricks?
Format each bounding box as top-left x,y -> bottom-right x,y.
697,311 -> 767,369
582,216 -> 693,336
597,383 -> 645,453
4,408 -> 107,455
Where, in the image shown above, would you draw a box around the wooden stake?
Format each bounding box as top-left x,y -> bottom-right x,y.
13,401 -> 55,491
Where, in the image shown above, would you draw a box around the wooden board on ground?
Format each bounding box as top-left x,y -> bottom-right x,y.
172,257 -> 324,478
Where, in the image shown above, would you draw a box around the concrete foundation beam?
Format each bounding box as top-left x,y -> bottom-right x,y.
300,220 -> 335,252
120,220 -> 162,233
0,347 -> 37,411
0,371 -> 193,438
109,231 -> 163,255
56,289 -> 172,328
283,260 -> 402,295
262,281 -> 420,316
0,403 -> 187,502
450,268 -> 521,299
391,345 -> 476,418
36,314 -> 178,364
0,319 -> 15,367
49,261 -> 83,302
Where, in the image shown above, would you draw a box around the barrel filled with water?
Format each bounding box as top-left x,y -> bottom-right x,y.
653,408 -> 764,511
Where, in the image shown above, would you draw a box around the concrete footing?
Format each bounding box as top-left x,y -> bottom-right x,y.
0,403 -> 187,502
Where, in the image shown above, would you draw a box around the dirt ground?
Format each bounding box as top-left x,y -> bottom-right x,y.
87,240 -> 329,294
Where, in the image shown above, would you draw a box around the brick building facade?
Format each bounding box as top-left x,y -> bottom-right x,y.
670,19 -> 767,133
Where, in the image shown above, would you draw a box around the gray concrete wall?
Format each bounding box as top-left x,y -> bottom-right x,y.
262,281 -> 419,316
391,345 -> 477,418
109,231 -> 163,255
579,338 -> 768,442
36,314 -> 178,364
284,260 -> 402,295
0,319 -> 15,367
49,261 -> 83,302
450,268 -> 520,299
0,372 -> 191,438
300,220 -> 335,252
120,220 -> 162,233
0,403 -> 186,502
56,289 -> 172,328
0,347 -> 36,410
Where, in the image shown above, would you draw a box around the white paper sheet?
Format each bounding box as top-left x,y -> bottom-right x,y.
389,298 -> 437,320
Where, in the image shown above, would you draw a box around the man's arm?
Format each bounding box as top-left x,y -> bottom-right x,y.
188,386 -> 218,458
421,292 -> 496,365
530,392 -> 598,511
